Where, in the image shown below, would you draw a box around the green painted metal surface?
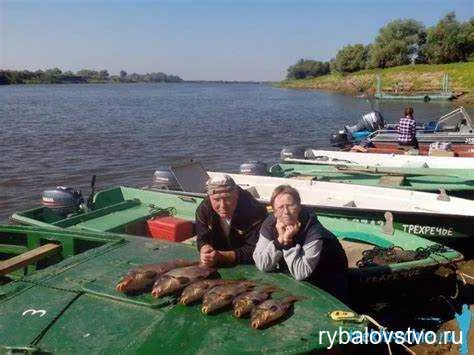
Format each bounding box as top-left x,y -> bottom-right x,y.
8,187 -> 464,286
0,226 -> 365,353
271,163 -> 474,195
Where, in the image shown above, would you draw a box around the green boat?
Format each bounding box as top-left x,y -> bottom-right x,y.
0,225 -> 365,353
269,163 -> 474,198
374,73 -> 454,101
9,186 -> 464,289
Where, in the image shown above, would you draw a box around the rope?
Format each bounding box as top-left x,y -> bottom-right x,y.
458,272 -> 474,282
361,314 -> 416,355
329,311 -> 415,355
148,206 -> 176,217
356,244 -> 448,268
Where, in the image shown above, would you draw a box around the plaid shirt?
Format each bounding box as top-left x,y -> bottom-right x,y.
397,117 -> 416,144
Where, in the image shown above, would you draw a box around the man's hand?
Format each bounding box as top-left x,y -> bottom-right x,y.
200,244 -> 217,266
276,221 -> 300,246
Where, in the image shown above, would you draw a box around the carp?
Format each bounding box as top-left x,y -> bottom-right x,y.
232,285 -> 277,318
151,264 -> 216,298
116,259 -> 198,294
179,279 -> 229,305
250,296 -> 300,329
202,281 -> 256,314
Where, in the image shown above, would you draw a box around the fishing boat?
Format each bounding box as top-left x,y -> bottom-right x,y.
374,74 -> 455,101
9,182 -> 465,282
358,143 -> 474,158
204,170 -> 474,244
330,107 -> 474,149
0,225 -> 364,353
368,107 -> 474,145
268,163 -> 474,198
286,149 -> 474,170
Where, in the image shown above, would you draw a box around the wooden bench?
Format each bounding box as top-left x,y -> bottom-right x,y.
0,243 -> 61,276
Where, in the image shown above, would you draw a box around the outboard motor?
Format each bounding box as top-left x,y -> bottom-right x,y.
239,161 -> 268,176
152,167 -> 181,190
280,147 -> 306,160
344,111 -> 385,135
330,130 -> 350,148
41,187 -> 84,217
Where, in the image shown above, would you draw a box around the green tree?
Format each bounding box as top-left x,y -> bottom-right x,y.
43,68 -> 63,83
119,70 -> 128,81
367,19 -> 426,68
422,13 -> 474,63
99,69 -> 109,81
286,59 -> 330,79
334,44 -> 369,73
77,69 -> 99,81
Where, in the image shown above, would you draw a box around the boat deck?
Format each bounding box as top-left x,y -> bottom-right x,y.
0,228 -> 363,353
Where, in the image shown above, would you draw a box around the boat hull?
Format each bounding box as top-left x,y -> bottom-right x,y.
299,149 -> 474,169
0,225 -> 362,353
272,163 -> 474,199
370,131 -> 474,144
365,142 -> 474,157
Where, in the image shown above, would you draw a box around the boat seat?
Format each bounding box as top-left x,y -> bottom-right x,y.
53,199 -> 142,228
378,175 -> 405,186
0,243 -> 61,276
70,204 -> 162,233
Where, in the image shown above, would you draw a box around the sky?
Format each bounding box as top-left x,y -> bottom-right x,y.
0,0 -> 472,81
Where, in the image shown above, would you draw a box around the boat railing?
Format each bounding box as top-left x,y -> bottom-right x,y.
435,107 -> 473,131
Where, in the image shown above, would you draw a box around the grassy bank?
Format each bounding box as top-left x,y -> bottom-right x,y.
279,62 -> 474,105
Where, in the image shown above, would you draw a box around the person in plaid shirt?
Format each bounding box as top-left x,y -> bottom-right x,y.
397,106 -> 419,149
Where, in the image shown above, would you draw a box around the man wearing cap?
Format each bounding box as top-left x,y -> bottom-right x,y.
196,174 -> 267,266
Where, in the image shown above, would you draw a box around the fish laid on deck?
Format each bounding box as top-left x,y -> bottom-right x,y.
180,279 -> 235,305
202,281 -> 256,314
116,259 -> 198,293
151,264 -> 216,297
250,296 -> 301,329
232,285 -> 277,318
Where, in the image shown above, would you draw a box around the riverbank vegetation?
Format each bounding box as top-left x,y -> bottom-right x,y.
283,12 -> 473,103
282,62 -> 474,104
0,68 -> 183,85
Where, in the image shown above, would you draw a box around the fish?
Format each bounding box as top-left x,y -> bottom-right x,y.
116,259 -> 198,294
250,296 -> 301,329
232,285 -> 277,318
201,281 -> 256,314
179,279 -> 231,305
151,264 -> 216,298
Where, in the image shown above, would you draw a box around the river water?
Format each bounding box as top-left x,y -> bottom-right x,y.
0,83 -> 463,221
0,83 -> 472,352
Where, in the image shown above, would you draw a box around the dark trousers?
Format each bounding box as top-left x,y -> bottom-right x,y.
398,137 -> 419,149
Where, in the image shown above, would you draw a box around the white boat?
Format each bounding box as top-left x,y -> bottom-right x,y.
207,171 -> 474,241
285,149 -> 474,170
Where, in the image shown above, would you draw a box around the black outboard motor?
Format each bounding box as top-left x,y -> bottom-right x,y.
41,187 -> 84,217
280,147 -> 306,160
330,130 -> 350,148
152,167 -> 181,190
344,111 -> 385,135
239,161 -> 268,176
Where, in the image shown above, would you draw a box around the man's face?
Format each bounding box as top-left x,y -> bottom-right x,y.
209,190 -> 239,219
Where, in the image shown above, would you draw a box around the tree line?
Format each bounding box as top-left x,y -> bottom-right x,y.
287,12 -> 474,79
0,68 -> 183,85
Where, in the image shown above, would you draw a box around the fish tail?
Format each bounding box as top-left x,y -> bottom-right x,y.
260,285 -> 278,294
282,295 -> 303,304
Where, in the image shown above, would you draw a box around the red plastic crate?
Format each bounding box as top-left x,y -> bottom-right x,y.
146,216 -> 194,242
